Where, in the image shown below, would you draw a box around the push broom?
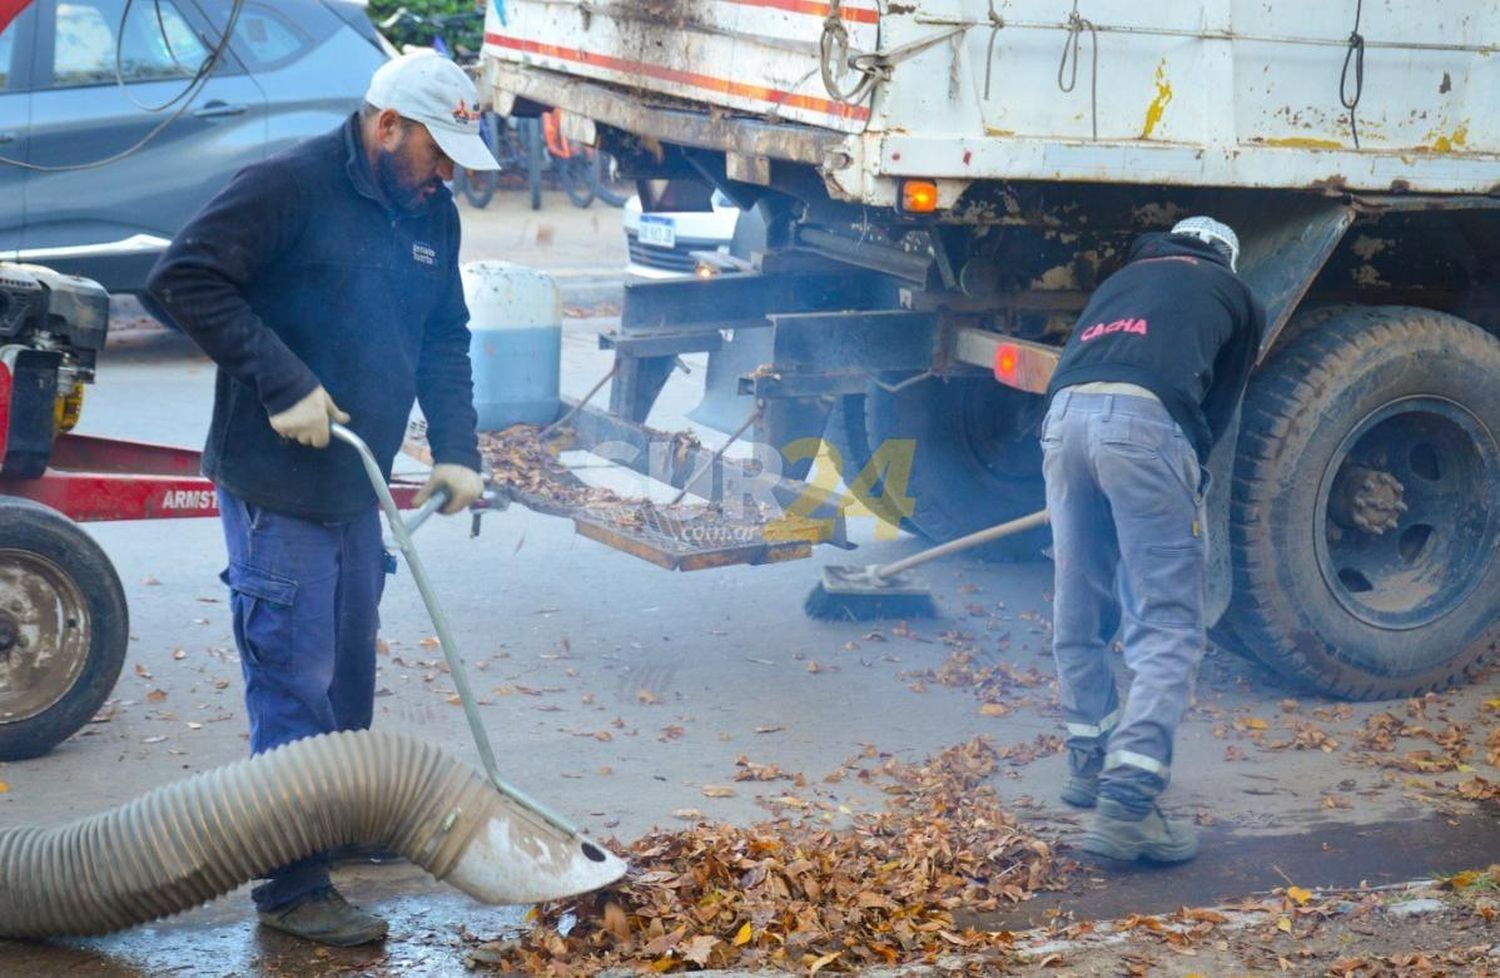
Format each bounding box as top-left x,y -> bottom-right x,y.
803,509 -> 1050,621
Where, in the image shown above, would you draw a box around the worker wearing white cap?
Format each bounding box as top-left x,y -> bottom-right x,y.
147,54 -> 496,946
1041,217 -> 1266,864
363,52 -> 504,209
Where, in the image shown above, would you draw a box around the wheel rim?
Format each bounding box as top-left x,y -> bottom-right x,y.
1314,396 -> 1500,633
0,549 -> 92,724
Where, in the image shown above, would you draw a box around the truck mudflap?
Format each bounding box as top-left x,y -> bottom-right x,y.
483,0 -> 879,135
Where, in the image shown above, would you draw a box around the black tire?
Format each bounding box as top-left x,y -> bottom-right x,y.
865,376 -> 1050,560
0,497 -> 128,760
589,153 -> 630,208
560,155 -> 595,208
459,167 -> 497,208
1225,306 -> 1500,699
824,394 -> 918,532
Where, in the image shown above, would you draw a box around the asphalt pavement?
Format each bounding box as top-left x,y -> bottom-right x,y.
1,187 -> 1497,976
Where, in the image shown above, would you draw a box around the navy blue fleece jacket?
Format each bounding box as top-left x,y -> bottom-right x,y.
147,113 -> 481,521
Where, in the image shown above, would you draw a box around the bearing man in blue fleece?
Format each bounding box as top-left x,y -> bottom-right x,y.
146,54 -> 499,945
1041,217 -> 1266,864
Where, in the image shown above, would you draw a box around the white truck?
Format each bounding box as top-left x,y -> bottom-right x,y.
480,1 -> 1500,699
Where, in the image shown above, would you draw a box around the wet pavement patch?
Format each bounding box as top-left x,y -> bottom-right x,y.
971,812 -> 1500,931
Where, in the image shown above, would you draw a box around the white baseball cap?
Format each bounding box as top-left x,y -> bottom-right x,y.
365,54 -> 500,171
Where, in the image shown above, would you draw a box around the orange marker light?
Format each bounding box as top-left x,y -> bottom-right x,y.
900,179 -> 939,213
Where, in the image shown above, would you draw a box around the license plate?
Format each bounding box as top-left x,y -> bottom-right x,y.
638,214 -> 676,248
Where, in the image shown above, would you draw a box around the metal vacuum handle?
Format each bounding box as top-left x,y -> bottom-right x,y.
330,423 -> 582,838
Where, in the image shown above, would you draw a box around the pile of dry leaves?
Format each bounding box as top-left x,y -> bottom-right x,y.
479,426 -> 627,512
477,737 -> 1060,975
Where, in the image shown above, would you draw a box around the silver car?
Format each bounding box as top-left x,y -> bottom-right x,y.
0,0 -> 388,292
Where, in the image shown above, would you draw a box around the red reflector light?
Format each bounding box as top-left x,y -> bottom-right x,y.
995,344 -> 1019,381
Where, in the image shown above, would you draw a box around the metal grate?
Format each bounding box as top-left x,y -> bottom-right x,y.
480,427 -> 829,571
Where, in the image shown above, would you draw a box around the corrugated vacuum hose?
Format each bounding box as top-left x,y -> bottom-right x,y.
0,728 -> 627,939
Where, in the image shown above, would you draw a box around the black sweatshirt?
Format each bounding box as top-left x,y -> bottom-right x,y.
1046,233 -> 1266,463
147,113 -> 481,522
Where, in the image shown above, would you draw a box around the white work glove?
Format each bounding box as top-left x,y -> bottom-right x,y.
268,386 -> 349,449
414,463 -> 484,515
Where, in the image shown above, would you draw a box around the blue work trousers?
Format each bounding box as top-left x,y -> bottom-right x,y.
1040,389 -> 1208,816
217,487 -> 387,912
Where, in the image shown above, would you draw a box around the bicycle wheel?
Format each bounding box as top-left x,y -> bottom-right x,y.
589,152 -> 630,208
459,167 -> 497,208
561,155 -> 595,208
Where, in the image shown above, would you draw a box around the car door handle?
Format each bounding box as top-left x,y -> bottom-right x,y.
193,101 -> 247,119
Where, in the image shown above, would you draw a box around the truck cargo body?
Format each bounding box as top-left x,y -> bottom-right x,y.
482,1 -> 1500,702
484,0 -> 1499,204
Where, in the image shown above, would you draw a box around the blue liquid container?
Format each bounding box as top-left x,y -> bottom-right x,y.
461,261 -> 562,430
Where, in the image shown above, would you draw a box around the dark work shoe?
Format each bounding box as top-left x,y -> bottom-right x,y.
1080,799 -> 1198,864
257,887 -> 389,946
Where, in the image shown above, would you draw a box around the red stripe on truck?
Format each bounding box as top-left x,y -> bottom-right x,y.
722,0 -> 879,24
485,32 -> 872,122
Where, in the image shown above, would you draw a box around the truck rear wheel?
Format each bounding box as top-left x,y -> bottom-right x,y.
864,377 -> 1050,560
1226,307 -> 1500,699
0,498 -> 129,760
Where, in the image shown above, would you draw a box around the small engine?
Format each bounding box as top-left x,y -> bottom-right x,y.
0,263 -> 110,478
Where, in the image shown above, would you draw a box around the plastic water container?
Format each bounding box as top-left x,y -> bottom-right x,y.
461,260 -> 562,430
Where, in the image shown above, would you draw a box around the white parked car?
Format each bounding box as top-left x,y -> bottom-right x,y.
622,188 -> 745,279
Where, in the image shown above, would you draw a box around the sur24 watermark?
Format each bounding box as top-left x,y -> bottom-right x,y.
590,436 -> 919,540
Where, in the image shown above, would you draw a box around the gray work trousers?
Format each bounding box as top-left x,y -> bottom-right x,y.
1040,389 -> 1208,816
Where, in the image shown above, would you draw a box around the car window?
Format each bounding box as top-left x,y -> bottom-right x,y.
52,0 -> 209,87
231,4 -> 309,70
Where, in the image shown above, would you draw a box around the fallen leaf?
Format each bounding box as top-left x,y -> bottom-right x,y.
142,736 -> 167,744
1286,885 -> 1312,905
637,689 -> 659,705
681,934 -> 718,966
1244,717 -> 1269,731
594,730 -> 613,742
808,951 -> 840,974
701,785 -> 737,798
419,636 -> 440,648
146,689 -> 167,703
172,648 -> 187,660
0,781 -> 8,793
732,921 -> 752,947
142,576 -> 162,586
134,664 -> 152,680
979,702 -> 1009,717
754,725 -> 783,734
672,808 -> 703,821
1276,916 -> 1293,933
